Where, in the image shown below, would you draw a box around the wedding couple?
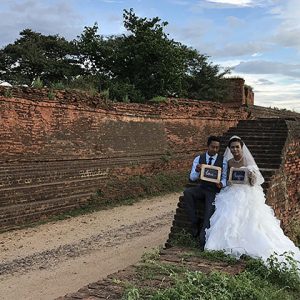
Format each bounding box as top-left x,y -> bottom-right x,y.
184,135 -> 300,265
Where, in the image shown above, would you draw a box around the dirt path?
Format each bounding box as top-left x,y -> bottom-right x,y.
0,192 -> 181,300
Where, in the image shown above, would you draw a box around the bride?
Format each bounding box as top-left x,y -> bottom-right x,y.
205,136 -> 300,267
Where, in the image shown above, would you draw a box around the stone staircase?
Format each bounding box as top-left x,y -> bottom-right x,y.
166,118 -> 289,246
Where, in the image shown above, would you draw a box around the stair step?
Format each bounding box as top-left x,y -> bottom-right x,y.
226,128 -> 287,135
220,136 -> 286,142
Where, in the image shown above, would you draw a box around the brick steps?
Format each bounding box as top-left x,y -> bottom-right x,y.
225,129 -> 287,136
166,119 -> 288,245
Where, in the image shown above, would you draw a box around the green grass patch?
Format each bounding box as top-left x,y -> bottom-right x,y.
180,249 -> 239,265
169,229 -> 198,249
123,243 -> 300,299
124,259 -> 300,300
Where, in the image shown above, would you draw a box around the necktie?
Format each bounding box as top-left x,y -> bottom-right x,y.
208,156 -> 213,165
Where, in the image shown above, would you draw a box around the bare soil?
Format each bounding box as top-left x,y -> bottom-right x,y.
0,192 -> 181,300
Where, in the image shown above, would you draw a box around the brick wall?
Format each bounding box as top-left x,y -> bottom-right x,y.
266,120 -> 300,238
247,105 -> 300,120
0,95 -> 248,230
1,85 -> 299,232
223,78 -> 245,105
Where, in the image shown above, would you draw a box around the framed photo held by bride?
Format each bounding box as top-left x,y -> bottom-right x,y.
229,167 -> 249,184
200,164 -> 221,183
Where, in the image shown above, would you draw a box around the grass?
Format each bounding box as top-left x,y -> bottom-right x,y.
168,229 -> 199,249
121,231 -> 300,300
122,251 -> 300,300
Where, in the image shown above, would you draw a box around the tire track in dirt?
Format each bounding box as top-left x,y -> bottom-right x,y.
0,192 -> 180,300
0,211 -> 173,276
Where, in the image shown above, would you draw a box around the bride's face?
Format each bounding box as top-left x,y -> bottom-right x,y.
230,141 -> 243,158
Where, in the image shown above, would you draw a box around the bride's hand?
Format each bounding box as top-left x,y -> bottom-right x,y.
248,170 -> 256,186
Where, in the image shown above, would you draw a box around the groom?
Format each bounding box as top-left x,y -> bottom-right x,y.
184,135 -> 227,250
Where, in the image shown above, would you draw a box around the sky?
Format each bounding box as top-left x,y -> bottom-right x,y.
0,0 -> 299,112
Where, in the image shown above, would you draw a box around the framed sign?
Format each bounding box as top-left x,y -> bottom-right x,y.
200,164 -> 221,183
229,167 -> 249,184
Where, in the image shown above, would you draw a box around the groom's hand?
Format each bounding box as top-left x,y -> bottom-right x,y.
195,164 -> 202,172
216,182 -> 223,189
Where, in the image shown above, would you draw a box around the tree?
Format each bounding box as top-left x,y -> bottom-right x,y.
112,9 -> 187,100
0,29 -> 82,86
107,9 -> 230,101
0,11 -> 231,102
183,49 -> 231,100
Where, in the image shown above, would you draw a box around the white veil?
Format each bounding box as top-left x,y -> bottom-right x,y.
224,135 -> 264,185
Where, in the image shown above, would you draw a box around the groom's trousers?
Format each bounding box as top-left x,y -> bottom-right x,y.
184,185 -> 216,246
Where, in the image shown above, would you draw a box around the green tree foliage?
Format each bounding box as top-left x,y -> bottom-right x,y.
0,10 -> 231,102
183,49 -> 231,101
112,9 -> 188,100
0,29 -> 82,86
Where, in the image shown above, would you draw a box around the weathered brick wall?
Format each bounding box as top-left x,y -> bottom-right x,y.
266,120 -> 300,238
244,86 -> 254,105
0,95 -> 248,230
1,84 -> 299,232
247,105 -> 300,120
223,78 -> 245,105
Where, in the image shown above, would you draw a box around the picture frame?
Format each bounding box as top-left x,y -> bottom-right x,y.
200,164 -> 221,183
228,167 -> 249,184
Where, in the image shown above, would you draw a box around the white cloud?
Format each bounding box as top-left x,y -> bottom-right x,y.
226,16 -> 245,28
0,0 -> 82,46
202,0 -> 273,8
168,19 -> 213,47
168,0 -> 189,5
255,78 -> 274,85
218,59 -> 300,112
234,60 -> 300,78
101,0 -> 124,3
230,72 -> 300,112
209,42 -> 270,58
269,0 -> 300,51
206,0 -> 253,6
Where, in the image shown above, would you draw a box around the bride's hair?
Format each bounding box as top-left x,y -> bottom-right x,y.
228,137 -> 244,148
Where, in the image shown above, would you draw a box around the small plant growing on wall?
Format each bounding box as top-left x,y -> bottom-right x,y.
51,82 -> 65,90
149,96 -> 168,104
32,76 -> 44,88
3,88 -> 13,98
47,89 -> 55,100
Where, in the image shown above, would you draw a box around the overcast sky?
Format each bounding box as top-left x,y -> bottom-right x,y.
0,0 -> 299,112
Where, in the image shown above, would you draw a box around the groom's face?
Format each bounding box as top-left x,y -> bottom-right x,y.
207,141 -> 220,156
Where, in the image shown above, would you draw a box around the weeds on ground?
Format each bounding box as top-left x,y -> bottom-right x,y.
123,235 -> 300,300
141,248 -> 161,263
180,249 -> 239,265
169,229 -> 198,249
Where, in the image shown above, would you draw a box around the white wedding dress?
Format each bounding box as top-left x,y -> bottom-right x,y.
205,142 -> 300,267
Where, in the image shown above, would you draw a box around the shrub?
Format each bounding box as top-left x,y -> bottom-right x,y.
32,76 -> 44,88
149,96 -> 168,104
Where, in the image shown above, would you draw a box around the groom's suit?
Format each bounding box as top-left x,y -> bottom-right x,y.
184,152 -> 227,248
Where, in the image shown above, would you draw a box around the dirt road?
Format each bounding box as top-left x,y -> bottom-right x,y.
0,192 -> 181,300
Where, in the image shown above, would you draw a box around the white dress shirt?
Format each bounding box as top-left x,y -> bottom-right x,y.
189,152 -> 227,187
